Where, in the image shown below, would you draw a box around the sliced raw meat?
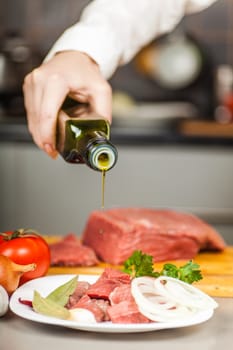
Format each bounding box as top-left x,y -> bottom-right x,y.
66,281 -> 90,309
109,284 -> 133,305
87,279 -> 121,300
87,268 -> 131,299
108,300 -> 150,323
65,268 -> 150,323
49,233 -> 99,266
108,285 -> 150,323
94,299 -> 111,321
82,208 -> 226,264
74,295 -> 110,322
99,268 -> 131,284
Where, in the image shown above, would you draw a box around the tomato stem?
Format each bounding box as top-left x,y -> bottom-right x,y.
0,229 -> 40,241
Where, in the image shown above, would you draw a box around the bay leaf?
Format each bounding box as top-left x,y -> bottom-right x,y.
46,275 -> 78,306
32,290 -> 70,320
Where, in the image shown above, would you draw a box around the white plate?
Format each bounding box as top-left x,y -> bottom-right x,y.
10,274 -> 214,333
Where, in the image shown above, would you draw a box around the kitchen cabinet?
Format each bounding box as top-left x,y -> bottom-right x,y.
0,142 -> 233,243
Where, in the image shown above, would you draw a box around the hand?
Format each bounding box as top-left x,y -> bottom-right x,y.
23,51 -> 112,159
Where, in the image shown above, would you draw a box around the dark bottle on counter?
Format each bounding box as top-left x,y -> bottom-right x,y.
56,104 -> 118,171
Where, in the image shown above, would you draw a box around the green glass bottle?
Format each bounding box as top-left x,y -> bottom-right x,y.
56,106 -> 118,172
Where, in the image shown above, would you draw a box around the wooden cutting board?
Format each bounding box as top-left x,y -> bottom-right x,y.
47,240 -> 233,298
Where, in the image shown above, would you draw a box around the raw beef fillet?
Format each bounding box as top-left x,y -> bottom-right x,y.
82,208 -> 226,264
49,233 -> 99,266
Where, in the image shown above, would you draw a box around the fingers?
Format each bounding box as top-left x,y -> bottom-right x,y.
24,69 -> 68,159
70,79 -> 112,123
39,74 -> 69,157
65,52 -> 112,122
23,70 -> 43,149
90,80 -> 112,123
23,51 -> 113,160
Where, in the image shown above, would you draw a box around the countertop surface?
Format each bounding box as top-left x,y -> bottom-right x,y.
0,297 -> 232,350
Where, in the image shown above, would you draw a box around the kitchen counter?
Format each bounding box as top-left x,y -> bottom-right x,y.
0,297 -> 232,350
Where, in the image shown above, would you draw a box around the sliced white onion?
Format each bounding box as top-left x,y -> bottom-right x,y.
154,277 -> 218,310
131,278 -> 177,312
131,276 -> 218,323
138,303 -> 192,323
69,308 -> 97,323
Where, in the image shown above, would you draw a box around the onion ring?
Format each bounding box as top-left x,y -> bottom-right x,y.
131,276 -> 218,323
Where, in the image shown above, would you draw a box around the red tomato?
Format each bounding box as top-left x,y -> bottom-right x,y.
0,229 -> 51,284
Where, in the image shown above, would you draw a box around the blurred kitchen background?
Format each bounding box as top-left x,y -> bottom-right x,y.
0,0 -> 233,244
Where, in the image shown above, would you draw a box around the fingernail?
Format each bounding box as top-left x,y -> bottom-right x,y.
43,143 -> 58,159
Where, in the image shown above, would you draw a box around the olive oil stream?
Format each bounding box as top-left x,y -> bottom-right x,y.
97,151 -> 110,209
101,170 -> 106,209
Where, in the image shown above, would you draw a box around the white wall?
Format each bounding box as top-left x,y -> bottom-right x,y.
0,142 -> 233,243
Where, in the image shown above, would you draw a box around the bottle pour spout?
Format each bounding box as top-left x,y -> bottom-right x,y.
56,105 -> 118,171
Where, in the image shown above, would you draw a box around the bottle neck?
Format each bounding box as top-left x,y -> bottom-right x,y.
85,139 -> 118,171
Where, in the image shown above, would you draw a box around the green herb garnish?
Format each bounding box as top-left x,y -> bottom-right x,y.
160,261 -> 203,284
123,250 -> 159,278
123,250 -> 203,284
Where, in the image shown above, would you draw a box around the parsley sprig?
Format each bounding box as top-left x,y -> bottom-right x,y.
123,250 -> 203,284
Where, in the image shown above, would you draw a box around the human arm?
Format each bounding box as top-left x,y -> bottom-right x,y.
23,0 -> 217,159
45,0 -> 217,78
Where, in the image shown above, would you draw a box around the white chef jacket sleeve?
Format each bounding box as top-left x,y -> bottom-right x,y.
45,0 -> 217,79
